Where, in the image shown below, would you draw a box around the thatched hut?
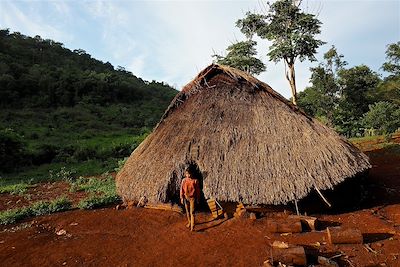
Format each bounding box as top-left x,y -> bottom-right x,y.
116,64 -> 370,205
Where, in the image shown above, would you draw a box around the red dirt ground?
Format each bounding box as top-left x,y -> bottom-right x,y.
0,182 -> 88,211
1,140 -> 400,267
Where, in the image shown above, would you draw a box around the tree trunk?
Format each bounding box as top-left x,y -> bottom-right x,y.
284,59 -> 298,105
289,63 -> 297,105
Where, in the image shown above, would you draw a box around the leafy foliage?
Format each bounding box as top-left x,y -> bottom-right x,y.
73,173 -> 121,209
236,0 -> 324,103
212,40 -> 266,75
0,129 -> 29,172
0,30 -> 176,177
298,45 -> 399,137
49,166 -> 77,183
0,29 -> 177,108
0,196 -> 72,225
362,101 -> 400,135
0,182 -> 30,195
382,41 -> 400,77
297,46 -> 346,123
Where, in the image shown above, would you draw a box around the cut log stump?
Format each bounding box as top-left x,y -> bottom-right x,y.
266,218 -> 302,233
326,227 -> 363,244
289,215 -> 318,231
272,245 -> 307,266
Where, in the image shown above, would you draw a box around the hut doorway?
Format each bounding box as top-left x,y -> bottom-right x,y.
185,162 -> 207,209
166,161 -> 206,207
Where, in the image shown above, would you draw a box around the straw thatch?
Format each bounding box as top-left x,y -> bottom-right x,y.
116,64 -> 371,205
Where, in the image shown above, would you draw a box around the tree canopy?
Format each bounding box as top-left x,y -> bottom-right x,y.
236,0 -> 324,104
212,40 -> 266,75
382,41 -> 400,77
0,29 -> 177,108
298,45 -> 399,137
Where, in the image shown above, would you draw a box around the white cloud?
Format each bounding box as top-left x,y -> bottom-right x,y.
52,1 -> 71,16
128,54 -> 146,78
1,0 -> 398,99
0,1 -> 72,43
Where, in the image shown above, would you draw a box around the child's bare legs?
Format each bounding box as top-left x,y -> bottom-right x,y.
189,198 -> 195,231
184,198 -> 196,230
184,199 -> 191,228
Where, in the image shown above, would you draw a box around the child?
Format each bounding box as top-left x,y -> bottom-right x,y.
180,168 -> 201,231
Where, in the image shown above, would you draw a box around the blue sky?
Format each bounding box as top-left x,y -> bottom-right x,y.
0,0 -> 399,98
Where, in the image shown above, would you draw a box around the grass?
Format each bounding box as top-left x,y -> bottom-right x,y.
0,196 -> 72,225
77,194 -> 120,210
1,159 -> 118,185
71,173 -> 121,210
350,134 -> 400,158
0,173 -> 122,225
0,171 -> 122,225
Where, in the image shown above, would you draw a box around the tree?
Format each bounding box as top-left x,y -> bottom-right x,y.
332,65 -> 381,136
212,40 -> 266,75
362,101 -> 400,135
375,42 -> 400,105
236,0 -> 324,105
337,65 -> 380,117
382,41 -> 400,77
297,46 -> 346,123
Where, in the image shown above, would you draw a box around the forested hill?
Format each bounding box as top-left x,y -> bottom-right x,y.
0,29 -> 177,175
0,29 -> 177,108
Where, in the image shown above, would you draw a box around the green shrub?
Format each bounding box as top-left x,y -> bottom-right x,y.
70,173 -> 115,194
363,101 -> 400,135
72,172 -> 121,209
49,166 -> 76,182
0,207 -> 30,225
114,157 -> 128,172
29,196 -> 72,216
0,128 -> 28,172
0,183 -> 30,195
0,196 -> 72,225
77,193 -> 120,209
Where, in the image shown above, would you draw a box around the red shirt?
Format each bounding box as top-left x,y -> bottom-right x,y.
180,178 -> 200,201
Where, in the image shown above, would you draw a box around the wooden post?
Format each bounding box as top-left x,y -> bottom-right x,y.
294,199 -> 300,215
326,227 -> 363,244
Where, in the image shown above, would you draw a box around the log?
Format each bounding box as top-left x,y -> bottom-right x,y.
326,227 -> 363,244
266,218 -> 302,233
271,240 -> 289,249
272,246 -> 307,266
144,203 -> 182,213
288,215 -> 318,230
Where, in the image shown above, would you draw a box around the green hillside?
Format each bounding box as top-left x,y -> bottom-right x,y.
0,29 -> 178,179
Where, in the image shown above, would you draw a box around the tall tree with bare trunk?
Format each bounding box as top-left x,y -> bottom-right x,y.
237,0 -> 324,105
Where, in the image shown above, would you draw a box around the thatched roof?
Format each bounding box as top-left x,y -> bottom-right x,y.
116,64 -> 371,205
